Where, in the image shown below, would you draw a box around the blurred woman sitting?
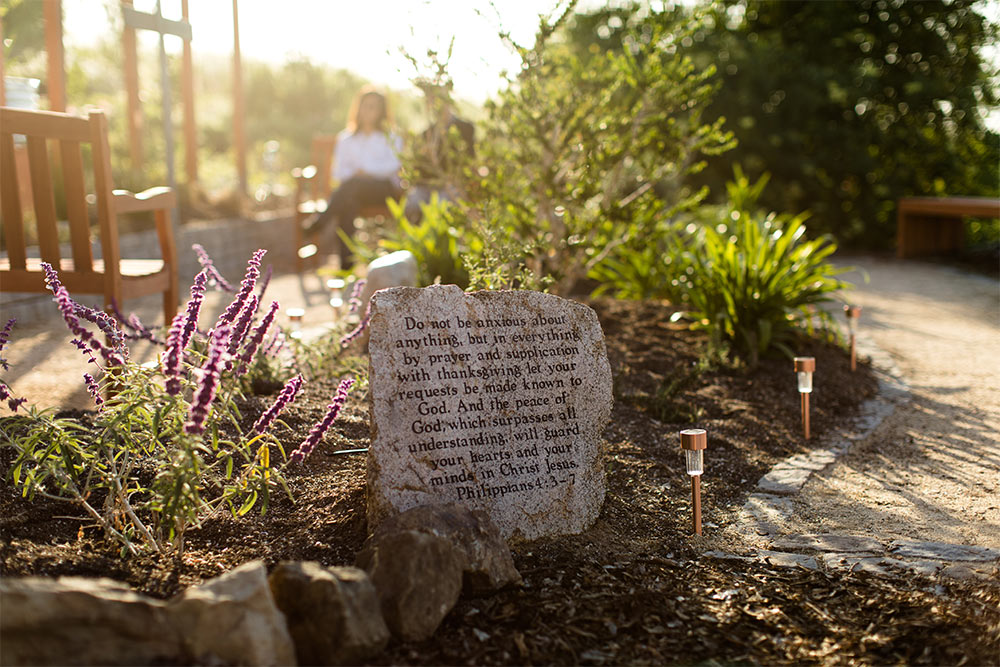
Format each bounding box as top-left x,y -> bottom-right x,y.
303,86 -> 402,268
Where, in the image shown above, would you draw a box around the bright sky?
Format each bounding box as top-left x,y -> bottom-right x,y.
62,0 -> 580,104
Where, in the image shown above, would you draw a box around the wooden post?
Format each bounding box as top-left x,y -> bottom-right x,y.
692,475 -> 702,536
0,17 -> 6,106
181,0 -> 198,186
43,0 -> 66,111
232,0 -> 248,197
123,0 -> 144,171
801,393 -> 811,441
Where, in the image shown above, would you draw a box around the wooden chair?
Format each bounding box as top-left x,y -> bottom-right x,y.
291,134 -> 392,272
1,107 -> 178,325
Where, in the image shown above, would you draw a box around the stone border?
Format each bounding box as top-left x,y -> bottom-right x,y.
715,330 -> 1000,580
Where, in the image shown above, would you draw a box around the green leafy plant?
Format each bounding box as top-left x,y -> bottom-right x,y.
679,168 -> 850,366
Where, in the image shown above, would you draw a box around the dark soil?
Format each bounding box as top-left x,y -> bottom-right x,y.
3,299 -> 998,665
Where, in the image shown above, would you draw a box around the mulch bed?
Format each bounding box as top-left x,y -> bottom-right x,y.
2,298 -> 998,665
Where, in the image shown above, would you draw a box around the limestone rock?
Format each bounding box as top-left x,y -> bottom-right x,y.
367,285 -> 613,540
0,576 -> 182,666
368,503 -> 522,594
360,250 -> 418,311
269,561 -> 389,665
356,529 -> 465,642
168,560 -> 296,667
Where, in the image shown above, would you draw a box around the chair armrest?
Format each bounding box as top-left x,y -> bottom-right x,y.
113,186 -> 176,214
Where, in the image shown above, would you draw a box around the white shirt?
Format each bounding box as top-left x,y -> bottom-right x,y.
333,129 -> 402,184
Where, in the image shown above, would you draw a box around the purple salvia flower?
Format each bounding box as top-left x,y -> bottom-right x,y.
340,302 -> 371,348
192,243 -> 234,292
42,263 -> 123,367
290,377 -> 355,463
184,325 -> 231,436
162,311 -> 187,396
228,293 -> 259,357
1,381 -> 26,412
83,373 -> 104,409
0,318 -> 15,371
348,279 -> 366,313
74,303 -> 129,363
238,300 -> 280,375
214,249 -> 266,331
252,374 -> 304,435
180,271 -> 209,350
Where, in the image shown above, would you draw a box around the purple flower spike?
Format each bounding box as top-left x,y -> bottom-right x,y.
0,318 -> 15,371
214,249 -> 266,331
42,263 -> 123,368
83,373 -> 104,409
348,279 -> 366,313
1,380 -> 26,413
162,311 -> 187,396
290,377 -> 354,464
181,271 -> 209,350
252,374 -> 304,435
110,299 -> 163,344
228,294 -> 260,357
184,325 -> 231,436
74,303 -> 129,362
238,300 -> 280,375
192,243 -> 234,292
340,302 -> 371,348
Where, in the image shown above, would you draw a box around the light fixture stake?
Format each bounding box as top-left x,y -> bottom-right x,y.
794,357 -> 815,440
680,429 -> 707,536
844,305 -> 862,371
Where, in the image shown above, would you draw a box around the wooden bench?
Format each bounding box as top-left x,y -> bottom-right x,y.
291,134 -> 391,272
897,196 -> 1000,259
1,107 -> 178,324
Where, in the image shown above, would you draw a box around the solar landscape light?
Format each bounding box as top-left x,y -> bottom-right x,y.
287,307 -> 305,339
680,428 -> 707,536
844,305 -> 862,371
794,356 -> 815,440
326,277 -> 346,309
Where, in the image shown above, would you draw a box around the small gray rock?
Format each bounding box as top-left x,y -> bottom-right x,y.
168,560 -> 296,667
269,561 -> 389,665
368,503 -> 522,594
357,529 -> 464,642
757,466 -> 812,494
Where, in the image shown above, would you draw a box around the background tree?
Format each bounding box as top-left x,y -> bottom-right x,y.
687,0 -> 999,249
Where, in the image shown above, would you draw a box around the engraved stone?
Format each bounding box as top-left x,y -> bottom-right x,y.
366,285 -> 612,540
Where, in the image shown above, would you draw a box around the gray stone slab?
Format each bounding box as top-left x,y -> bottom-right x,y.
772,533 -> 885,554
366,285 -> 612,540
757,467 -> 812,494
757,550 -> 819,570
889,540 -> 1000,562
821,554 -> 942,578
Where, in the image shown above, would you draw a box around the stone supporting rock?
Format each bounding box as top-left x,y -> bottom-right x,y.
269,561 -> 389,665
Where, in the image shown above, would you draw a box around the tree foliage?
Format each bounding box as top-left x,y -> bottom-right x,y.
462,2 -> 733,295
687,0 -> 1000,249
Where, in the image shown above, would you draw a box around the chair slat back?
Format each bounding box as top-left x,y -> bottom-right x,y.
0,130 -> 28,270
309,134 -> 337,200
1,107 -> 117,277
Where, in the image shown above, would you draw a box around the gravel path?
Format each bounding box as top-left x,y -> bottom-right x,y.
785,256 -> 1000,549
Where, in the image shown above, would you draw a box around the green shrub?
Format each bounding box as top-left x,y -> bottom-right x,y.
680,169 -> 849,366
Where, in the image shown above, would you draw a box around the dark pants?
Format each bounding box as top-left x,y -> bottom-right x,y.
309,175 -> 399,265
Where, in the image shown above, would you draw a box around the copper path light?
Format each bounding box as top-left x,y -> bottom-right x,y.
680,428 -> 707,536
